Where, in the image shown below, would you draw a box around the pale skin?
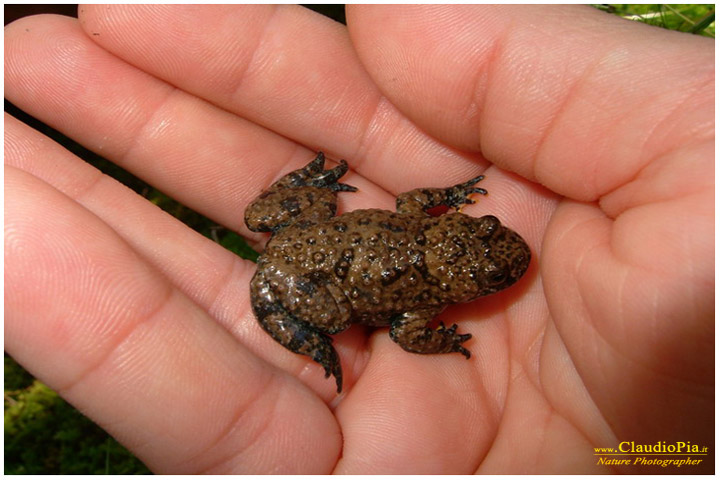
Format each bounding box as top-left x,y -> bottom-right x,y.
4,4 -> 713,474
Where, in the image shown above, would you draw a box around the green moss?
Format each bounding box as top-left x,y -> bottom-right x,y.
4,356 -> 151,474
594,4 -> 715,37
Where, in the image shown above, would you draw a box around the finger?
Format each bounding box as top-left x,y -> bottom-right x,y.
543,196 -> 713,453
2,14 -> 316,238
76,4 -> 487,189
4,113 -> 254,337
5,165 -> 340,473
4,114 -> 364,397
335,307 -> 503,473
347,5 -> 713,200
4,12 -> 397,237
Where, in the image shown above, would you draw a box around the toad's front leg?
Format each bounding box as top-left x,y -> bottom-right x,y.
389,307 -> 472,358
395,175 -> 487,215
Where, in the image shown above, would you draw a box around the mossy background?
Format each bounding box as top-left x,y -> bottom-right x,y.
4,4 -> 714,474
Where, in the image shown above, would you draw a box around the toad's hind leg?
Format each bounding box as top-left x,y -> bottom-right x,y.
244,152 -> 358,233
250,270 -> 344,392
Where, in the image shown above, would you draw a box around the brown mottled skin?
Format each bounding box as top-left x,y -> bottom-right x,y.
245,153 -> 531,392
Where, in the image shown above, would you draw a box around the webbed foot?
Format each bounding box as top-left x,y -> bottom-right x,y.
436,322 -> 472,358
389,309 -> 473,358
282,152 -> 357,192
444,175 -> 487,210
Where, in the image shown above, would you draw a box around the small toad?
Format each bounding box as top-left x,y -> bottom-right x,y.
245,153 -> 530,392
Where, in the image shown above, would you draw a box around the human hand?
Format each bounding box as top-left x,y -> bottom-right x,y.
5,5 -> 713,474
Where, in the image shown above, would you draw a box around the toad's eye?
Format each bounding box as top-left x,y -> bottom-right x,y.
489,270 -> 508,285
485,261 -> 509,286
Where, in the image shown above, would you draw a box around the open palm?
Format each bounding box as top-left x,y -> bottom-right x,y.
5,5 -> 713,474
